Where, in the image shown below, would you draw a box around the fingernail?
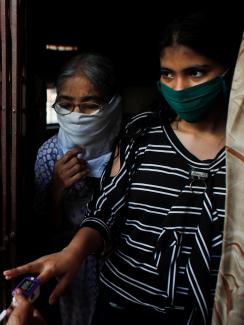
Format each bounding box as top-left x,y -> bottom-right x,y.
49,296 -> 54,305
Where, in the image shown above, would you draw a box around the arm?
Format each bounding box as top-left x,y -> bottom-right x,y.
3,226 -> 103,304
5,113 -> 153,305
80,111 -> 155,245
50,146 -> 89,227
34,142 -> 89,253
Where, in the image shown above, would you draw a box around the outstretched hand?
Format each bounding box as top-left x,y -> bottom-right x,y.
3,248 -> 82,305
3,227 -> 102,304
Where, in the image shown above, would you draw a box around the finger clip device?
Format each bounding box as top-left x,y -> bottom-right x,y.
12,276 -> 40,305
0,276 -> 40,323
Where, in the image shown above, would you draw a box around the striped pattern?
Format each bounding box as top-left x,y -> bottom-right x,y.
81,112 -> 226,324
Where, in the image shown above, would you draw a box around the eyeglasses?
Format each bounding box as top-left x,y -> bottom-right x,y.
52,100 -> 105,115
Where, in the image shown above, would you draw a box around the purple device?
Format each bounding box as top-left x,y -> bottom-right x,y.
12,276 -> 40,304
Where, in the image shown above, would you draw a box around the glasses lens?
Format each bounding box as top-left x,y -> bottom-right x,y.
79,102 -> 102,114
53,103 -> 72,115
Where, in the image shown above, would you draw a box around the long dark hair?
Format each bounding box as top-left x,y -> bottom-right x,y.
159,11 -> 241,68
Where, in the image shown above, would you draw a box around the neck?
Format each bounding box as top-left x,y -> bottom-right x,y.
175,103 -> 227,135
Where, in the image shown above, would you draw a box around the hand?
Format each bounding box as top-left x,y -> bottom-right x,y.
3,248 -> 82,305
6,289 -> 47,325
53,146 -> 89,193
3,227 -> 101,305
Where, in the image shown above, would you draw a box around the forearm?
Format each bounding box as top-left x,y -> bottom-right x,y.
63,226 -> 104,260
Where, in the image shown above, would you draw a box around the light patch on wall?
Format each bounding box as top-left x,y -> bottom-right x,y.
46,86 -> 58,124
46,44 -> 78,51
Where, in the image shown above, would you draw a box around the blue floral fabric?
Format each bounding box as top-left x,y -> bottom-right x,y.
34,134 -> 100,325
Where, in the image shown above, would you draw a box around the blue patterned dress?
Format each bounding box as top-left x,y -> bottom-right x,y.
34,134 -> 100,325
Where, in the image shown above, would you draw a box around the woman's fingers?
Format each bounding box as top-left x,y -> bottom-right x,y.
53,147 -> 89,188
3,255 -> 58,284
3,261 -> 42,280
6,290 -> 33,324
32,308 -> 48,325
36,267 -> 56,285
61,162 -> 89,178
48,274 -> 73,305
61,147 -> 83,164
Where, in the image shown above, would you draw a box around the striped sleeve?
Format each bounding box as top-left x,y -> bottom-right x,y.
80,111 -> 156,243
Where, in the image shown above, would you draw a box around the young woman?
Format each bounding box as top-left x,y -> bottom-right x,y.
4,12 -> 242,325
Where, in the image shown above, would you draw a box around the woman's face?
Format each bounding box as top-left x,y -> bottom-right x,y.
57,76 -> 102,114
160,45 -> 226,90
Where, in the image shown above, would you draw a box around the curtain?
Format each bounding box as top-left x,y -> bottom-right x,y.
212,33 -> 244,325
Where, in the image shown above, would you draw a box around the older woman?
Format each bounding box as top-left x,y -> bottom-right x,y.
33,52 -> 122,325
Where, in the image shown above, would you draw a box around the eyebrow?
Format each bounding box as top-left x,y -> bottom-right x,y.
58,95 -> 100,102
160,64 -> 212,73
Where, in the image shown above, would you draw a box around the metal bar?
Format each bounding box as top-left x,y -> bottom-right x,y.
10,0 -> 19,269
0,0 -> 11,309
1,0 -> 10,252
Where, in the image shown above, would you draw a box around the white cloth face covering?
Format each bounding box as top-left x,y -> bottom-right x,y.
57,94 -> 122,177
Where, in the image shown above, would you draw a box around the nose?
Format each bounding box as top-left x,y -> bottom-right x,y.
73,103 -> 81,113
173,77 -> 190,91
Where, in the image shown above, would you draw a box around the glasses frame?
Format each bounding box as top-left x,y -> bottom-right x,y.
52,100 -> 105,116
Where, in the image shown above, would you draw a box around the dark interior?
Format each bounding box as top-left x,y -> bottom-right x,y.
0,1 -> 243,322
29,1 -> 174,85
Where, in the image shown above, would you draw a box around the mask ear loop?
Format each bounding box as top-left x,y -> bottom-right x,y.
221,69 -> 229,77
221,68 -> 233,99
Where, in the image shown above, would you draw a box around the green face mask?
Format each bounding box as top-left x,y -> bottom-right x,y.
157,73 -> 229,123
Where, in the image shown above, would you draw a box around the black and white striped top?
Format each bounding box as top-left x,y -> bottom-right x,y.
81,111 -> 226,324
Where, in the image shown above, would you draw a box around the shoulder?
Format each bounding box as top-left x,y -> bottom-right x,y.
38,134 -> 58,150
124,111 -> 161,139
114,110 -> 162,165
36,134 -> 59,160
